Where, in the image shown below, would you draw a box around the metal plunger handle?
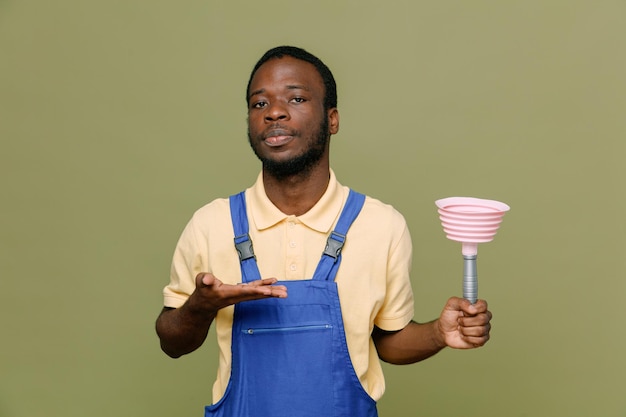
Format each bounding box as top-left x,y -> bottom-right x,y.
463,255 -> 478,304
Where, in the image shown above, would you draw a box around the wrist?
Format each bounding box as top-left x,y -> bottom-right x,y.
432,319 -> 447,349
182,294 -> 217,324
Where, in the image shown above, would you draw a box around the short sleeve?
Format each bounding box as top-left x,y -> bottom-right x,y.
163,215 -> 208,308
373,220 -> 414,331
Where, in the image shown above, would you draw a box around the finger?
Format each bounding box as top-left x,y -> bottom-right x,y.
245,278 -> 287,297
459,299 -> 489,316
464,326 -> 491,342
444,296 -> 485,312
230,281 -> 288,300
470,299 -> 489,312
265,286 -> 288,298
247,278 -> 279,287
459,322 -> 491,337
462,334 -> 490,348
459,311 -> 492,327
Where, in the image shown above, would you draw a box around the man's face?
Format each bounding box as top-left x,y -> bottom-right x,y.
247,56 -> 338,178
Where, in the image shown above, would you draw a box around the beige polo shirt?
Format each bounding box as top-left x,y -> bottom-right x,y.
163,170 -> 414,402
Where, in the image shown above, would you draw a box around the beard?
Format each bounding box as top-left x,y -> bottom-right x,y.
248,116 -> 330,180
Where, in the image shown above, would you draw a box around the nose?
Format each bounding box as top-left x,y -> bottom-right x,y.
264,102 -> 289,122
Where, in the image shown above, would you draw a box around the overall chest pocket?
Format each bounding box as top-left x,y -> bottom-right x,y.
236,303 -> 335,417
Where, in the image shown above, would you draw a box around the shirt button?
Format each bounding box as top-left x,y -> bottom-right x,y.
289,241 -> 296,248
289,264 -> 297,271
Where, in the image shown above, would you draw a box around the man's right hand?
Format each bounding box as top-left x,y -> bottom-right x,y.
155,273 -> 287,358
189,273 -> 288,314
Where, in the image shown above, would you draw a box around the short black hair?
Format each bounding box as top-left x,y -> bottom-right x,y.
246,46 -> 337,111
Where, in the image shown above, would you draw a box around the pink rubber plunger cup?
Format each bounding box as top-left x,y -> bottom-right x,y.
435,197 -> 510,305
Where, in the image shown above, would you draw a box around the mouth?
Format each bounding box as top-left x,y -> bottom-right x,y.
263,128 -> 296,147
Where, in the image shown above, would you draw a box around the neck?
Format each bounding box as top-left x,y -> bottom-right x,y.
262,163 -> 330,216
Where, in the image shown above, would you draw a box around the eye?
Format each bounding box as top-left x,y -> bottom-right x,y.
252,101 -> 267,109
291,97 -> 306,104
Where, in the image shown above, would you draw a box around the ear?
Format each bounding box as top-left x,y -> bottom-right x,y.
327,108 -> 339,135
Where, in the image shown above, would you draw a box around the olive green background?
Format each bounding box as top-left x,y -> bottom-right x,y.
1,1 -> 624,416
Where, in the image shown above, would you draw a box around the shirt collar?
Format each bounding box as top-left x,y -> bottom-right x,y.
248,169 -> 346,233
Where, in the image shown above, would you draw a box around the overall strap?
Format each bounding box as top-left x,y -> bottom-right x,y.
230,189 -> 366,283
229,191 -> 262,283
313,189 -> 366,282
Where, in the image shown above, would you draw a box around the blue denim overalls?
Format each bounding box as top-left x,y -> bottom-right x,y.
204,189 -> 378,417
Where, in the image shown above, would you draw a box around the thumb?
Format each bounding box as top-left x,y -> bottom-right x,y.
443,296 -> 467,313
439,297 -> 468,331
444,296 -> 483,316
196,272 -> 217,288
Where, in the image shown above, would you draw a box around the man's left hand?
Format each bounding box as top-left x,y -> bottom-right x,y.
437,297 -> 492,349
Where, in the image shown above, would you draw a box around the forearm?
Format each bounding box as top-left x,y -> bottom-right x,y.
155,302 -> 216,358
372,320 -> 446,365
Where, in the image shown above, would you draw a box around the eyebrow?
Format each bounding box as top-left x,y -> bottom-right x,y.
248,84 -> 310,101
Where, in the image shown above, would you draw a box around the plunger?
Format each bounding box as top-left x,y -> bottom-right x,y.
435,197 -> 510,304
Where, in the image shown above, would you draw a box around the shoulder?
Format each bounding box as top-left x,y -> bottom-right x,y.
359,193 -> 408,230
347,190 -> 411,249
184,197 -> 233,236
192,197 -> 231,219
